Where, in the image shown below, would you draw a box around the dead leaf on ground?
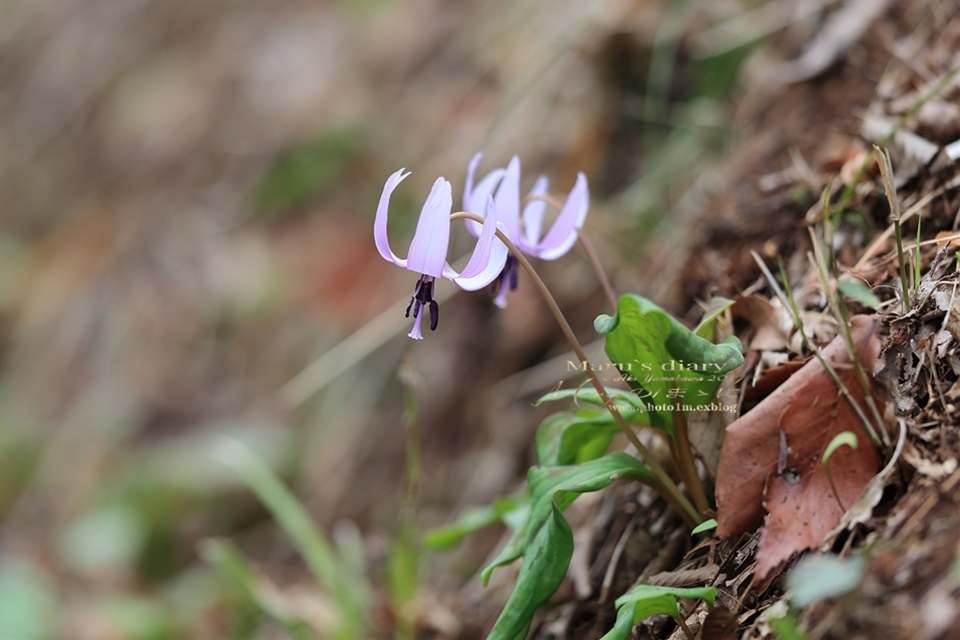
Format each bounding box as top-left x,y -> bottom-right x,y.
744,357 -> 808,403
701,605 -> 738,640
731,294 -> 793,352
715,316 -> 885,580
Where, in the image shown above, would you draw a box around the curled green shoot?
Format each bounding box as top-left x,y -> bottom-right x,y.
821,431 -> 859,512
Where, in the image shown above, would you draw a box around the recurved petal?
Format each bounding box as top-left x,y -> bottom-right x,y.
463,152 -> 482,212
454,196 -> 509,291
374,168 -> 412,267
520,175 -> 549,249
465,167 -> 505,237
531,172 -> 589,261
406,177 -> 452,278
494,156 -> 521,240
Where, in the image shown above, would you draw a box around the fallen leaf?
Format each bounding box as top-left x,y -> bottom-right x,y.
716,316 -> 884,581
823,420 -> 904,544
744,358 -> 808,404
731,295 -> 793,352
701,606 -> 738,640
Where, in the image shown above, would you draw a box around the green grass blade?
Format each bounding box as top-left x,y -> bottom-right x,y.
199,538 -> 317,640
216,439 -> 367,637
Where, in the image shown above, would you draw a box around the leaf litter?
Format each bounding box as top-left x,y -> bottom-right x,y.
716,316 -> 883,548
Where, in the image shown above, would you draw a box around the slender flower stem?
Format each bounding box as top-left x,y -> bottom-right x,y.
527,193 -> 618,312
450,212 -> 700,527
577,235 -> 618,312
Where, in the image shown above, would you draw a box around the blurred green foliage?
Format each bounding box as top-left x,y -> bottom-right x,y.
252,129 -> 366,219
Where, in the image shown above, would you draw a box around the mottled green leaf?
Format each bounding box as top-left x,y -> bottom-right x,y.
594,294 -> 743,434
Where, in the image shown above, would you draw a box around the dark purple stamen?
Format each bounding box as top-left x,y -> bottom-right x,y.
405,278 -> 422,317
508,255 -> 519,290
407,275 -> 438,330
492,255 -> 520,302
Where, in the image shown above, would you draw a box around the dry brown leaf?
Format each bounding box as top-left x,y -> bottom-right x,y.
731,294 -> 793,352
743,358 -> 808,404
701,606 -> 738,640
716,316 -> 884,581
754,357 -> 883,579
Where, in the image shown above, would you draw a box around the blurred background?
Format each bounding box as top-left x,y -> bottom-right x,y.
0,0 -> 838,637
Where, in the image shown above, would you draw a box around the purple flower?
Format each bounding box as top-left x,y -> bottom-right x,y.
375,169 -> 507,339
463,153 -> 589,306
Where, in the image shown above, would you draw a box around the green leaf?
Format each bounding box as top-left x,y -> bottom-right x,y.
694,297 -> 736,340
836,280 -> 881,310
691,518 -> 718,535
486,504 -> 574,640
599,584 -> 718,640
423,494 -> 528,550
787,554 -> 865,607
769,608 -> 807,640
614,584 -> 717,610
594,294 -> 744,434
535,412 -> 621,467
821,431 -> 858,465
536,386 -> 646,410
598,601 -> 641,640
481,452 -> 655,586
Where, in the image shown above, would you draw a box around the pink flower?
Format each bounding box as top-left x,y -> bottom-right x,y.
463,154 -> 589,306
375,169 -> 507,339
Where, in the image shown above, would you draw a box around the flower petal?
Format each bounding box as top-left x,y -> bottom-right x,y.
454,196 -> 509,291
494,156 -> 521,240
374,168 -> 412,267
520,175 -> 549,250
531,172 -> 589,261
463,152 -> 482,211
406,177 -> 452,278
464,154 -> 505,237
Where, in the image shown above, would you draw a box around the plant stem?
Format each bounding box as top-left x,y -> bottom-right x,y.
807,227 -> 888,446
578,234 -> 618,312
451,212 -> 701,526
526,192 -> 618,311
876,146 -> 912,313
672,409 -> 709,517
753,251 -> 883,447
824,463 -> 847,513
674,614 -> 696,640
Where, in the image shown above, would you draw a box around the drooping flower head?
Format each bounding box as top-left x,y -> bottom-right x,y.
462,153 -> 589,306
375,169 -> 507,339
